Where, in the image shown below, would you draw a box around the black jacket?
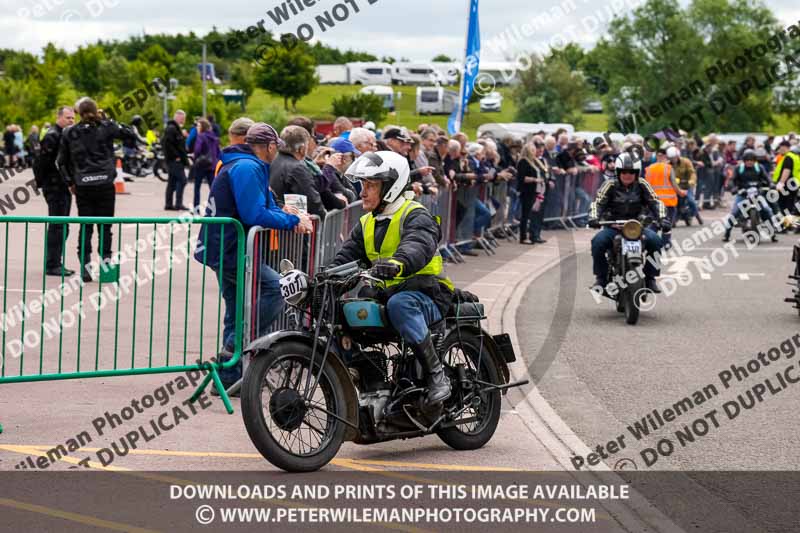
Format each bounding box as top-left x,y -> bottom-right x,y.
57,120 -> 136,187
590,178 -> 667,223
330,204 -> 453,315
163,120 -> 188,165
733,164 -> 770,191
268,151 -> 326,219
35,124 -> 65,189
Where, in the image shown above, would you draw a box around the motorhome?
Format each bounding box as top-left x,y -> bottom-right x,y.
416,87 -> 459,115
360,85 -> 396,112
347,62 -> 393,85
477,123 -> 575,140
316,65 -> 349,84
392,62 -> 445,85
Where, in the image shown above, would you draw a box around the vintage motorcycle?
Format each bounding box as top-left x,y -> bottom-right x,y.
597,218 -> 653,325
730,186 -> 773,245
240,259 -> 527,473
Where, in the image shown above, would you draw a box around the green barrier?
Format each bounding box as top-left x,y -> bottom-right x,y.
0,216 -> 246,434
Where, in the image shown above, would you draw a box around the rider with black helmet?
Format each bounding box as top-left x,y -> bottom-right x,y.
723,148 -> 778,242
587,152 -> 669,293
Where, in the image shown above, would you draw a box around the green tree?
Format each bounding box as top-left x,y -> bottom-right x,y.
432,54 -> 455,62
513,54 -> 590,126
593,0 -> 779,133
229,62 -> 256,107
255,45 -> 318,111
331,93 -> 388,124
66,44 -> 107,95
548,43 -> 584,71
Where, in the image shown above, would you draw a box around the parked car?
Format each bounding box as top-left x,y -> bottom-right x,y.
479,91 -> 503,113
583,100 -> 604,113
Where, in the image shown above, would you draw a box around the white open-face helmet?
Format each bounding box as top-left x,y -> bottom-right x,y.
666,146 -> 681,160
345,151 -> 410,211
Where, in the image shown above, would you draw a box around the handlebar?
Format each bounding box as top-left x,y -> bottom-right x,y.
321,260 -> 360,278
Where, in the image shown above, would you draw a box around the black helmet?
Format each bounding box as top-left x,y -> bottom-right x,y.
131,115 -> 143,128
742,149 -> 757,161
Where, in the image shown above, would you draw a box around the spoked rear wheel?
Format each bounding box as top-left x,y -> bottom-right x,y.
241,341 -> 347,472
436,331 -> 502,450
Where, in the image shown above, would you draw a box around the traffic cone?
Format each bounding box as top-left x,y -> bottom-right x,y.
114,159 -> 129,194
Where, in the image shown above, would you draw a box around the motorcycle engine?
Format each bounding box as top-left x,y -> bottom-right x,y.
359,389 -> 392,425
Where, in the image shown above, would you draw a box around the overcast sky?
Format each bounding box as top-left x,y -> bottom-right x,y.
2,0 -> 798,61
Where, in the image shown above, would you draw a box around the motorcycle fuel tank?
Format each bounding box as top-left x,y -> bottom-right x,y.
342,299 -> 388,330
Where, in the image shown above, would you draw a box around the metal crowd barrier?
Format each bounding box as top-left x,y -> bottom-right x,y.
544,167 -> 601,229
0,216 -> 247,431
244,217 -> 320,346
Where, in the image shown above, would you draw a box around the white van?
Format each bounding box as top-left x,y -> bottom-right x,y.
392,62 -> 444,85
346,62 -> 392,85
416,87 -> 459,115
360,85 -> 396,112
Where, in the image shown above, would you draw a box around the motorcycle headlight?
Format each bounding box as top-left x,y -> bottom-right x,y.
622,220 -> 643,240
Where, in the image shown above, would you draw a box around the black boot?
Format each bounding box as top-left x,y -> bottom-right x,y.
410,333 -> 451,405
696,213 -> 704,225
722,228 -> 731,242
80,264 -> 93,283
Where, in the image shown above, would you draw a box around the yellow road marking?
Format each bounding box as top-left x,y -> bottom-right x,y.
0,445 -> 428,533
348,458 -> 520,471
0,498 -> 159,533
2,446 -> 611,522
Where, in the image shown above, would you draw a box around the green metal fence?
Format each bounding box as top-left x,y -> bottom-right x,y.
0,216 -> 246,432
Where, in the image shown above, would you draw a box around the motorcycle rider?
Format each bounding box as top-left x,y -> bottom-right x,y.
329,151 -> 456,405
120,115 -> 149,171
723,149 -> 778,243
667,146 -> 703,226
588,152 -> 669,294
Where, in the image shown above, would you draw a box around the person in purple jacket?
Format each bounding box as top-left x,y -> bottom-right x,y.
195,122 -> 313,390
192,118 -> 221,209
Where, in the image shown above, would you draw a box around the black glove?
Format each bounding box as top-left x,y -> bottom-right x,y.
371,258 -> 402,280
588,218 -> 601,229
455,288 -> 479,303
660,219 -> 672,232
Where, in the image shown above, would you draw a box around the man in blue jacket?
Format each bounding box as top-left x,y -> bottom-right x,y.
195,122 -> 312,388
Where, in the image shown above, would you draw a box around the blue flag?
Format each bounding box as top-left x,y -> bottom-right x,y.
448,0 -> 480,135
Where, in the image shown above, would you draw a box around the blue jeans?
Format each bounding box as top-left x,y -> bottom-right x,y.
386,291 -> 442,345
473,199 -> 492,235
591,227 -> 663,282
215,263 -> 283,384
726,193 -> 775,229
678,190 -> 699,217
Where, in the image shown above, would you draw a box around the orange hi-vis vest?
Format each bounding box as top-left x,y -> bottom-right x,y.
646,162 -> 677,207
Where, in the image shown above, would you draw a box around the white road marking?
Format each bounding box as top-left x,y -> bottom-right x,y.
722,273 -> 765,281
662,256 -> 712,280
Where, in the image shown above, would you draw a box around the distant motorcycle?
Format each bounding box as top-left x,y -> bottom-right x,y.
596,218 -> 652,325
731,186 -> 772,245
115,143 -> 167,182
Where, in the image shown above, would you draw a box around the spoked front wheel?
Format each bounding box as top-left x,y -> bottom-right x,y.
436,330 -> 502,450
241,341 -> 347,472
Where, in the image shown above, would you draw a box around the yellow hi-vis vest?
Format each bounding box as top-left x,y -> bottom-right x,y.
773,152 -> 800,183
360,199 -> 455,291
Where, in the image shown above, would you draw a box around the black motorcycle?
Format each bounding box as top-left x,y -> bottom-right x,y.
116,143 -> 167,181
730,186 -> 773,245
241,260 -> 526,473
597,218 -> 652,325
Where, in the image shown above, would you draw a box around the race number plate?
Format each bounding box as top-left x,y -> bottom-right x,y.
279,270 -> 306,302
622,240 -> 642,255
